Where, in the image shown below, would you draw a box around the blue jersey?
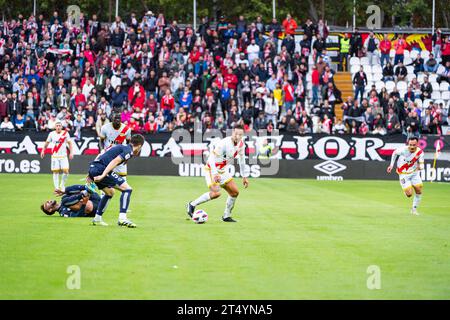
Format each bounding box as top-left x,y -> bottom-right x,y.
93,144 -> 133,171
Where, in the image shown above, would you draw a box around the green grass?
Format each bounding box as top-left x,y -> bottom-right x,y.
0,174 -> 449,299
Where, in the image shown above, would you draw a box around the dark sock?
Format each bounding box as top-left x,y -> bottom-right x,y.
120,189 -> 132,214
96,195 -> 112,216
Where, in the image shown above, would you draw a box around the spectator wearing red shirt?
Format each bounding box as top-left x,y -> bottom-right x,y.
282,80 -> 295,111
282,14 -> 298,36
74,87 -> 87,109
128,81 -> 145,110
311,66 -> 320,106
144,115 -> 159,133
161,89 -> 175,122
224,68 -> 238,91
393,35 -> 407,65
379,35 -> 392,67
189,46 -> 201,64
128,117 -> 141,132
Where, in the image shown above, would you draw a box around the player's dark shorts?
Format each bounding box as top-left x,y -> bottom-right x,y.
88,163 -> 125,189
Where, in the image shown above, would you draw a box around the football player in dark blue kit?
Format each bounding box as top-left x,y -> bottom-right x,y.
86,134 -> 144,228
40,185 -> 101,217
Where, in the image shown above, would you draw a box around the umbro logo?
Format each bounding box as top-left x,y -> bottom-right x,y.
314,160 -> 346,180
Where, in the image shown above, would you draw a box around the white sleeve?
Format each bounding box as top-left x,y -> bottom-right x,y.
390,148 -> 400,167
238,147 -> 249,178
46,132 -> 53,143
207,142 -> 223,176
418,151 -> 424,171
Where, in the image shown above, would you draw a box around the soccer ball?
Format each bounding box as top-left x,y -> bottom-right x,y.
192,210 -> 208,224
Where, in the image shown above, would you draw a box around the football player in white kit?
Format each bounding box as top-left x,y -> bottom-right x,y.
41,121 -> 74,191
387,137 -> 424,215
186,125 -> 249,222
99,113 -> 131,178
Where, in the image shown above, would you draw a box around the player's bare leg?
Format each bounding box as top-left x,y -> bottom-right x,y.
52,169 -> 61,191
411,184 -> 423,215
61,168 -> 69,190
186,184 -> 221,218
116,182 -> 136,228
222,179 -> 240,222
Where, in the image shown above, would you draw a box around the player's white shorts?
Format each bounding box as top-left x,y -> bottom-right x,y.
51,157 -> 69,171
204,167 -> 233,188
399,172 -> 423,190
114,163 -> 127,176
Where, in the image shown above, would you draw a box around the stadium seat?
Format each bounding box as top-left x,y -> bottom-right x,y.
423,98 -> 434,107
421,50 -> 430,60
399,90 -> 407,98
404,50 -> 410,58
385,81 -> 396,92
441,91 -> 450,100
389,49 -> 396,58
436,64 -> 445,73
396,81 -> 408,91
407,74 -> 417,82
410,50 -> 419,59
434,99 -> 446,106
417,74 -> 426,83
431,92 -> 441,100
349,57 -> 360,66
360,57 -> 370,65
363,65 -> 372,74
429,74 -> 438,83
372,73 -> 383,82
414,98 -> 423,109
406,66 -> 414,75
350,64 -> 360,74
403,57 -> 413,66
375,81 -> 385,91
439,81 -> 449,92
431,82 -> 440,92
372,65 -> 383,74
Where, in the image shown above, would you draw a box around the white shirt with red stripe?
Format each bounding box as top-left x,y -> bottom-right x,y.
206,137 -> 248,177
100,123 -> 131,149
391,146 -> 424,175
46,130 -> 71,158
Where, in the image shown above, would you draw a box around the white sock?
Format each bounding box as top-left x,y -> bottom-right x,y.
119,212 -> 127,221
223,196 -> 237,218
94,214 -> 103,221
61,173 -> 69,189
191,192 -> 211,207
413,194 -> 422,210
53,173 -> 60,189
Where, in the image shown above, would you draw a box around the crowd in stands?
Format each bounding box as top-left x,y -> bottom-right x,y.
0,10 -> 449,138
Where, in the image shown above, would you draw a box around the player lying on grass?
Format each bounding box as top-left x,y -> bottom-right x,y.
387,136 -> 424,215
40,185 -> 100,217
186,124 -> 249,222
86,134 -> 144,228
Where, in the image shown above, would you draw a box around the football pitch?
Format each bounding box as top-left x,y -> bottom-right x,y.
1,174 -> 449,300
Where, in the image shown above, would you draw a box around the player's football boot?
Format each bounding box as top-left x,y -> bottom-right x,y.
85,181 -> 97,194
222,217 -> 237,222
411,209 -> 420,216
186,202 -> 195,218
118,219 -> 137,228
92,219 -> 108,226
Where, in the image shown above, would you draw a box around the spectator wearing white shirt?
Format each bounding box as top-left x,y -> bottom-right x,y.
247,39 -> 260,65
82,78 -> 94,100
0,116 -> 14,131
264,92 -> 279,128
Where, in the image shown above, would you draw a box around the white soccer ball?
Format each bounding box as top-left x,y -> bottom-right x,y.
192,209 -> 208,224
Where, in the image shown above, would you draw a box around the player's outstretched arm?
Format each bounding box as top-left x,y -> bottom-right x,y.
387,150 -> 399,173
41,141 -> 49,158
94,156 -> 123,182
238,151 -> 249,188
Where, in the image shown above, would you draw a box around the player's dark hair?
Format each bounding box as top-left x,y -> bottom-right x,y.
130,134 -> 145,146
408,136 -> 419,143
40,204 -> 55,216
234,124 -> 244,131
